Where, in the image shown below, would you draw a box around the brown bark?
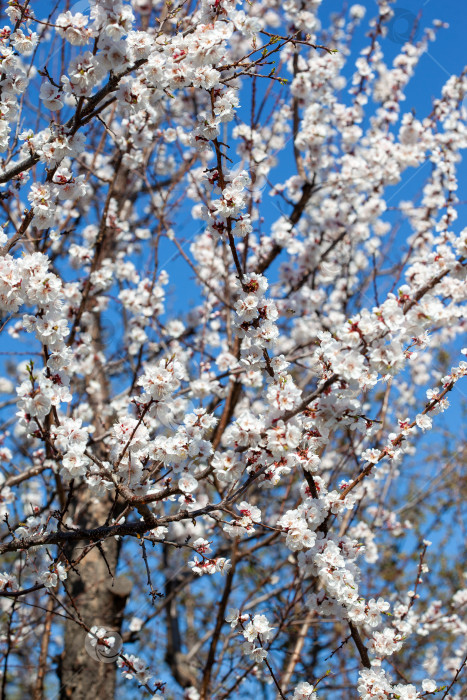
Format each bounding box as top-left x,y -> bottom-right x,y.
34,596 -> 54,700
58,501 -> 129,700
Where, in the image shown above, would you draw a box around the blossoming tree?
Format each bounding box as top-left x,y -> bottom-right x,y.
0,0 -> 466,698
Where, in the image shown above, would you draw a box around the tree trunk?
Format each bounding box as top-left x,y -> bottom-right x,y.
59,500 -> 126,700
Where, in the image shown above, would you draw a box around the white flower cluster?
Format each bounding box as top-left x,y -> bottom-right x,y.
223,500 -> 261,538
0,37 -> 30,150
302,533 -> 391,630
26,164 -> 87,229
226,609 -> 274,663
234,273 -> 278,347
117,653 -> 152,685
292,683 -> 317,700
1,254 -> 77,446
358,667 -> 438,700
40,563 -> 67,588
188,555 -> 232,576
